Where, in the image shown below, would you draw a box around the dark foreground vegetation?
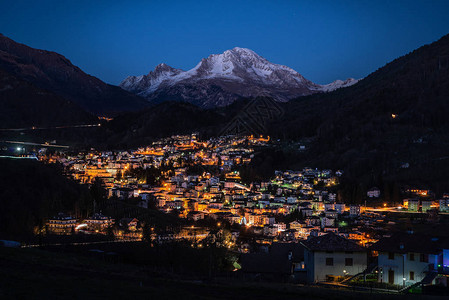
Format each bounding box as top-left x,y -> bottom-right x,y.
0,158 -> 93,241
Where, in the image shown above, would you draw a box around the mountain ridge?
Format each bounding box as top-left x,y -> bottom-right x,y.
0,68 -> 97,129
120,47 -> 358,108
0,34 -> 150,116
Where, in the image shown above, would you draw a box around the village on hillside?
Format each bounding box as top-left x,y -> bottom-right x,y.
25,134 -> 449,293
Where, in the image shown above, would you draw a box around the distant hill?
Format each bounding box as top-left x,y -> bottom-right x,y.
104,101 -> 226,148
271,33 -> 449,171
0,34 -> 149,116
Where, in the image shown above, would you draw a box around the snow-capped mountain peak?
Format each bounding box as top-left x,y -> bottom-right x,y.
153,63 -> 180,73
120,48 -> 359,108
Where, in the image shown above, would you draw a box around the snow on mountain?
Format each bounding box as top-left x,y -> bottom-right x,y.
319,78 -> 359,92
120,47 -> 359,108
120,63 -> 184,94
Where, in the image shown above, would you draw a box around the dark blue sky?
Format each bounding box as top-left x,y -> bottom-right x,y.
1,0 -> 449,85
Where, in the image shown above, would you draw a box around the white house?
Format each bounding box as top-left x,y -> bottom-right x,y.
301,232 -> 367,283
84,213 -> 114,231
440,198 -> 449,212
301,208 -> 313,217
289,220 -> 302,232
287,196 -> 298,204
372,232 -> 449,288
320,216 -> 335,228
408,199 -> 419,212
367,187 -> 381,198
421,200 -> 433,212
349,205 -> 361,217
334,203 -> 345,214
274,222 -> 287,232
324,203 -> 335,212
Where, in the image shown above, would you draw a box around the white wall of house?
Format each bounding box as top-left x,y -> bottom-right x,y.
305,250 -> 367,282
444,249 -> 449,266
377,252 -> 437,286
349,205 -> 361,217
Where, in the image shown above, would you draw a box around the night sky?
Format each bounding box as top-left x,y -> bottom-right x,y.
1,0 -> 449,85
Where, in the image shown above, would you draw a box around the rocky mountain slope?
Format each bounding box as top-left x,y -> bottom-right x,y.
120,47 -> 358,108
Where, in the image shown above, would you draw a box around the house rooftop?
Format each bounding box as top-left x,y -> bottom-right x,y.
370,232 -> 449,254
50,212 -> 75,220
87,213 -> 111,220
301,232 -> 365,252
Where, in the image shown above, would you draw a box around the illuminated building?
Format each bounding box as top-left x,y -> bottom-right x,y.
46,213 -> 76,235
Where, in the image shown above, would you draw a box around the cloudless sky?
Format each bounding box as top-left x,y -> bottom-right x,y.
1,0 -> 449,85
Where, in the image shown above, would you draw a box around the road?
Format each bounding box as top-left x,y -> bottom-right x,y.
21,239 -> 140,248
0,123 -> 101,131
1,140 -> 70,148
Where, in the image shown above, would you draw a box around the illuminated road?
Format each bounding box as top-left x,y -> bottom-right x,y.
0,123 -> 101,131
0,123 -> 102,148
365,207 -> 448,214
0,155 -> 38,160
1,140 -> 70,148
21,234 -> 209,248
21,239 -> 140,248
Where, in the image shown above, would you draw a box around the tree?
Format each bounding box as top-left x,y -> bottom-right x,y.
142,222 -> 153,243
115,171 -> 122,181
90,177 -> 106,203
